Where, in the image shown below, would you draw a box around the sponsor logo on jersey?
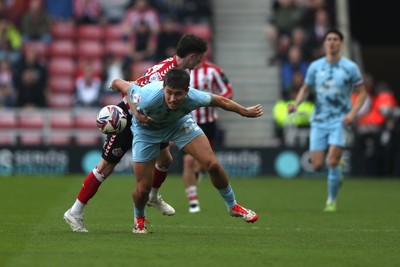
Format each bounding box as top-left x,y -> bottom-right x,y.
112,148 -> 124,157
149,72 -> 162,82
132,93 -> 141,104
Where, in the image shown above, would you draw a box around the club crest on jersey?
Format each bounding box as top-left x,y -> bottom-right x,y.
149,72 -> 162,82
132,93 -> 141,104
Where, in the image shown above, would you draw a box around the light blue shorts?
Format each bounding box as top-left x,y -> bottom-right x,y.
309,122 -> 350,151
131,116 -> 204,162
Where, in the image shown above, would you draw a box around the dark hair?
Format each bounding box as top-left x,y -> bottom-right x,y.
163,68 -> 190,90
176,33 -> 208,58
324,29 -> 344,41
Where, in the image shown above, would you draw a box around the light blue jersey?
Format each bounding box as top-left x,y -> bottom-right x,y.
127,81 -> 212,162
305,56 -> 363,150
305,56 -> 363,127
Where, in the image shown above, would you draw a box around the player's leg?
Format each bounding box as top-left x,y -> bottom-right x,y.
147,143 -> 175,215
64,102 -> 132,232
183,153 -> 201,213
182,134 -> 258,223
324,125 -> 348,212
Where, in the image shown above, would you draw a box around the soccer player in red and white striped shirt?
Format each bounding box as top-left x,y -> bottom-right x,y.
64,34 -> 207,232
183,59 -> 233,213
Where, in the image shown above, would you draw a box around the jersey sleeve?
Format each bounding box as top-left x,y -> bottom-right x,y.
187,87 -> 212,109
304,61 -> 317,86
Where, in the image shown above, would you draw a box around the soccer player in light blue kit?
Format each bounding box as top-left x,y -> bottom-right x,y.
110,68 -> 263,233
288,29 -> 367,212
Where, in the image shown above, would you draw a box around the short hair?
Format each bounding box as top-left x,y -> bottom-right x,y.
163,68 -> 190,90
176,33 -> 208,58
324,29 -> 344,41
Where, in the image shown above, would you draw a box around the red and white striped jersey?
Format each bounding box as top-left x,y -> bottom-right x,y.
122,56 -> 178,110
190,60 -> 233,124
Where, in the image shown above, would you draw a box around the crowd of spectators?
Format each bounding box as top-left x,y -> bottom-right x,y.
0,0 -> 212,109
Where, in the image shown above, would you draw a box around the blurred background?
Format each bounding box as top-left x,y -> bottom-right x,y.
0,0 -> 399,178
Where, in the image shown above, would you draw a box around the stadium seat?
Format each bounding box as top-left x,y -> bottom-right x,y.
49,111 -> 74,129
51,21 -> 76,40
0,110 -> 17,145
47,93 -> 74,109
74,110 -> 98,129
49,40 -> 76,58
131,60 -> 155,80
18,110 -> 45,129
48,131 -> 73,145
75,132 -> 102,146
184,24 -> 212,42
77,41 -> 105,59
101,93 -> 124,106
77,24 -> 104,41
48,58 -> 77,76
104,41 -> 130,59
19,133 -> 43,145
48,75 -> 75,94
104,23 -> 125,40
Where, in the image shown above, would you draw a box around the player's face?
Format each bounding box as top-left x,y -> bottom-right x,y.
324,33 -> 342,56
185,53 -> 205,70
164,86 -> 188,110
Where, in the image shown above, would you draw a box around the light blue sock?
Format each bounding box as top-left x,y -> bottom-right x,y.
327,166 -> 341,203
218,184 -> 237,208
134,207 -> 146,218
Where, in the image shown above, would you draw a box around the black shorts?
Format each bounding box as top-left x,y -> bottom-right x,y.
101,101 -> 169,164
200,121 -> 217,147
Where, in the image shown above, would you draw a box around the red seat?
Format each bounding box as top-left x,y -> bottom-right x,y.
49,40 -> 76,58
101,93 -> 124,106
0,110 -> 17,145
75,111 -> 98,129
19,133 -> 43,145
48,131 -> 73,145
48,75 -> 75,94
48,58 -> 77,76
47,93 -> 74,109
105,41 -> 130,58
75,132 -> 101,146
0,110 -> 17,128
184,24 -> 212,42
77,41 -> 105,59
77,24 -> 104,41
131,60 -> 156,80
51,21 -> 76,40
77,58 -> 103,74
104,24 -> 125,40
18,111 -> 44,129
50,111 -> 74,129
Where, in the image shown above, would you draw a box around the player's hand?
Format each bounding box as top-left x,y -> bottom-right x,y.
288,104 -> 297,113
244,104 -> 263,117
342,112 -> 355,125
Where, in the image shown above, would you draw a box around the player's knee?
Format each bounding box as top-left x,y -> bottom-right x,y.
311,160 -> 324,171
202,160 -> 220,174
183,154 -> 195,168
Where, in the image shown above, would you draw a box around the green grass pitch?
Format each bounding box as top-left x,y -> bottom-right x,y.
0,175 -> 399,267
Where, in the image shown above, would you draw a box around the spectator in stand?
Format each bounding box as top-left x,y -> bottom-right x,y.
74,0 -> 102,25
99,0 -> 130,24
154,17 -> 182,62
74,60 -> 102,107
0,18 -> 21,64
151,0 -> 185,23
266,0 -> 305,64
13,47 -> 48,108
45,0 -> 74,21
0,59 -> 15,107
0,0 -> 20,26
306,8 -> 331,60
280,45 -> 309,99
20,0 -> 52,44
124,19 -> 157,64
182,59 -> 233,213
181,0 -> 212,24
123,0 -> 160,36
291,26 -> 313,61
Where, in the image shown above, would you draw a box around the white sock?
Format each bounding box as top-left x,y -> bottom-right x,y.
149,187 -> 159,201
71,199 -> 85,215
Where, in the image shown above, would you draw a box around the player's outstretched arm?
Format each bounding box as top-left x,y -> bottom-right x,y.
209,94 -> 263,118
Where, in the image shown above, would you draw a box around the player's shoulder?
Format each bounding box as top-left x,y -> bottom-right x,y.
339,56 -> 359,68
